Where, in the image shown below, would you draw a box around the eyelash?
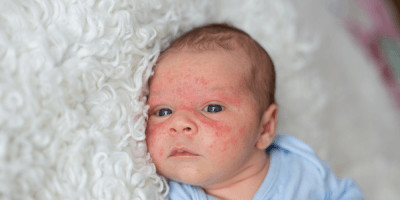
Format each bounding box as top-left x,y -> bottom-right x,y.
153,104 -> 224,117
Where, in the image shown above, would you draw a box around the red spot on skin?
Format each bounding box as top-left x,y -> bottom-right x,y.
158,148 -> 164,157
195,77 -> 208,86
200,119 -> 231,137
239,127 -> 245,134
166,71 -> 174,83
220,136 -> 239,152
147,121 -> 169,136
184,131 -> 196,140
149,83 -> 163,95
180,105 -> 194,112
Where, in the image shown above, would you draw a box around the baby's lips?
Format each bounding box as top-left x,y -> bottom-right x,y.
169,147 -> 199,157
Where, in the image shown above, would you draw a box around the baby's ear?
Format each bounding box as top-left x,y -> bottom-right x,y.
255,104 -> 278,150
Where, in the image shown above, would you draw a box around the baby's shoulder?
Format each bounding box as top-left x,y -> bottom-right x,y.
268,134 -> 330,185
270,134 -> 326,172
264,134 -> 363,199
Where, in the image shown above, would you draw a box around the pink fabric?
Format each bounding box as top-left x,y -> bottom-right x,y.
347,0 -> 400,108
355,0 -> 399,36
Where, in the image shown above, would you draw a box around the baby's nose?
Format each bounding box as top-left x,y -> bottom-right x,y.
168,112 -> 198,135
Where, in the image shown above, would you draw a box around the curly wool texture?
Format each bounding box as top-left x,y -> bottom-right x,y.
1,0 -> 400,199
0,0 -> 215,199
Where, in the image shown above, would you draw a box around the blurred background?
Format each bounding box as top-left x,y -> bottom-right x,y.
323,0 -> 400,107
273,1 -> 400,199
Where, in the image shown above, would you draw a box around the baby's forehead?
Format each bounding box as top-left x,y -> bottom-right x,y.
157,47 -> 252,72
151,49 -> 253,95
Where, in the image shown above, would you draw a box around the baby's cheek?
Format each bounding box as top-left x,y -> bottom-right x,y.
219,136 -> 239,152
147,121 -> 169,138
205,135 -> 239,163
214,124 -> 232,137
206,129 -> 239,153
146,123 -> 168,158
205,124 -> 248,156
201,120 -> 238,150
200,119 -> 231,137
146,134 -> 160,157
157,148 -> 164,158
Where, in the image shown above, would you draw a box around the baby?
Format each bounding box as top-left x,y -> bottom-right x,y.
146,24 -> 363,199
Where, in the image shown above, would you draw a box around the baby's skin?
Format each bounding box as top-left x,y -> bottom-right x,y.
146,48 -> 278,199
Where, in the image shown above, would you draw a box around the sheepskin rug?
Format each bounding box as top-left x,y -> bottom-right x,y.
1,0 -> 399,199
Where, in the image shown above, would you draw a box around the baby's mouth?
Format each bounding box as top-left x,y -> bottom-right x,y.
169,148 -> 199,157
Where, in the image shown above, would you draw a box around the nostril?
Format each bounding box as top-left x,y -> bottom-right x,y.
184,127 -> 191,131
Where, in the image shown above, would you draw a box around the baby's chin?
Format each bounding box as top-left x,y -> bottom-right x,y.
164,169 -> 215,187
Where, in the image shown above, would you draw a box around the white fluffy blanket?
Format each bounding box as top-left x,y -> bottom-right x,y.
1,0 -> 399,199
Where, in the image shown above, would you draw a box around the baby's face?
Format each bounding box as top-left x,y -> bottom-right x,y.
146,49 -> 265,187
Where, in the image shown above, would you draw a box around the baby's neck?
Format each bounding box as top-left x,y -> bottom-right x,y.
203,152 -> 270,200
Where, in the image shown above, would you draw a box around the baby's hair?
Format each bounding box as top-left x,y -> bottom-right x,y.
160,23 -> 276,113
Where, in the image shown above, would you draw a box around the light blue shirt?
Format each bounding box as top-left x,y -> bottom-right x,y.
168,134 -> 363,200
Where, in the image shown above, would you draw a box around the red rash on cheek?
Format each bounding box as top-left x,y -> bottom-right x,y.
209,125 -> 246,152
200,119 -> 231,137
206,133 -> 239,152
194,77 -> 208,86
147,122 -> 168,136
166,71 -> 174,83
158,148 -> 164,157
200,119 -> 238,152
146,122 -> 169,157
239,127 -> 245,134
220,137 -> 239,152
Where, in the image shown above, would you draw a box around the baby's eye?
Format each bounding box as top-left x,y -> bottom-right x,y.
203,104 -> 224,113
156,108 -> 173,117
